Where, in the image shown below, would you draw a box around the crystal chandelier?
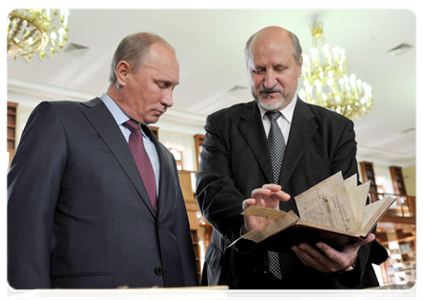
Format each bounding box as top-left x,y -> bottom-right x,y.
7,9 -> 69,63
298,21 -> 373,119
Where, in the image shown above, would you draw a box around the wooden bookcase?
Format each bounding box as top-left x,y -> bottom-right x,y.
359,161 -> 378,202
387,166 -> 412,218
389,166 -> 407,196
194,134 -> 205,171
178,170 -> 202,278
7,102 -> 18,150
7,102 -> 18,166
377,223 -> 416,286
148,126 -> 159,140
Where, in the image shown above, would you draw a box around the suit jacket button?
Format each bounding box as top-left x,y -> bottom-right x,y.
156,221 -> 162,229
155,266 -> 164,276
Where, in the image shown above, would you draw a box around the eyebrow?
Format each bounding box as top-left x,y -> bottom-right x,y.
157,79 -> 179,86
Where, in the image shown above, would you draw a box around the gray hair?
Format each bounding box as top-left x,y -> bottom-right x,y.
244,29 -> 303,67
108,32 -> 175,88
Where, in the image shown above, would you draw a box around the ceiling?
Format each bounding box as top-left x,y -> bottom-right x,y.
7,9 -> 417,166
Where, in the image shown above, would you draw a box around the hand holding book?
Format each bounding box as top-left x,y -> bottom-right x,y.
230,172 -> 397,252
291,232 -> 375,273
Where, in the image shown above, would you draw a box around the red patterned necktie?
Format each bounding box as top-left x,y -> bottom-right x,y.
124,120 -> 157,212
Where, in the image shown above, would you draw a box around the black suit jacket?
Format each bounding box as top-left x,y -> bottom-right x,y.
196,99 -> 387,289
8,98 -> 199,289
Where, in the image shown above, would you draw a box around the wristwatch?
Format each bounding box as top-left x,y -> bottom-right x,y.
339,262 -> 356,274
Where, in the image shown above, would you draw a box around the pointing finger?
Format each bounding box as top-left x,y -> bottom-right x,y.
270,190 -> 291,202
242,198 -> 256,210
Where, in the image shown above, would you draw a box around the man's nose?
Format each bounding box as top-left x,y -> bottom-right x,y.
263,71 -> 277,89
161,91 -> 173,108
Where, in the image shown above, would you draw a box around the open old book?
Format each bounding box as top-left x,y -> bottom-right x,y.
230,172 -> 397,251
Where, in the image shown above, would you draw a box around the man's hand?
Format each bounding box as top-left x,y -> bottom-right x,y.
242,184 -> 290,232
291,233 -> 375,273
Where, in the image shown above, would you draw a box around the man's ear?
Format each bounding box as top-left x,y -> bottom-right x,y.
297,56 -> 303,78
116,61 -> 131,87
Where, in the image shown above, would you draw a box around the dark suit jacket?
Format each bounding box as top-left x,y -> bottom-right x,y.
8,98 -> 199,289
196,99 -> 388,289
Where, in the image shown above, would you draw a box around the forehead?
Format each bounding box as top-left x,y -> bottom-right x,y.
141,43 -> 179,82
250,35 -> 295,65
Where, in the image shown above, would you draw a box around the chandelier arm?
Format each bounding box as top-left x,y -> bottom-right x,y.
7,9 -> 69,63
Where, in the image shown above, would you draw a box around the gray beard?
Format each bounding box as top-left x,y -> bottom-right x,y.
256,97 -> 286,111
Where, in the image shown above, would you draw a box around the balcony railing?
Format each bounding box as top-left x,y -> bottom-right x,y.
370,191 -> 416,222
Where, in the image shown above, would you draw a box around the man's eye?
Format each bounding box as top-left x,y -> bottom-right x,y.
253,69 -> 265,74
157,82 -> 168,88
275,67 -> 287,72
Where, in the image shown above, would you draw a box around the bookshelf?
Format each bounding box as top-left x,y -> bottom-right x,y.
148,126 -> 159,139
359,161 -> 378,202
377,223 -> 416,286
178,170 -> 202,278
389,166 -> 407,196
7,102 -> 18,150
7,102 -> 18,166
194,134 -> 204,171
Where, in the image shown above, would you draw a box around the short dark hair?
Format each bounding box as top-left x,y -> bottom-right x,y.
108,32 -> 175,87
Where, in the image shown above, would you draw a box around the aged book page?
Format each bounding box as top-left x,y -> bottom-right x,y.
356,181 -> 371,229
295,172 -> 358,233
242,209 -> 299,243
359,196 -> 397,236
344,174 -> 360,228
242,206 -> 287,220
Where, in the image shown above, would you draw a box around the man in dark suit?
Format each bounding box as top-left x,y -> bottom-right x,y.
8,32 -> 199,289
196,26 -> 388,288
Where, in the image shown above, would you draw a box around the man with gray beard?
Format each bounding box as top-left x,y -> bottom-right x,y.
196,26 -> 388,289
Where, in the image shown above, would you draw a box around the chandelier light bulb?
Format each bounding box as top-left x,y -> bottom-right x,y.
300,20 -> 373,119
7,9 -> 70,63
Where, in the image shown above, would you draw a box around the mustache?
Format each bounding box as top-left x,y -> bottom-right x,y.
259,87 -> 283,93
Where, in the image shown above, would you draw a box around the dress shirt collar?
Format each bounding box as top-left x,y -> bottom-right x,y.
100,93 -> 130,125
100,93 -> 148,139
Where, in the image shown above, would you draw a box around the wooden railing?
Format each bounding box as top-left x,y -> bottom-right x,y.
370,192 -> 416,223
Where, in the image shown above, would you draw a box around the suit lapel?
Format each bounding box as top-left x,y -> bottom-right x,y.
280,99 -> 318,188
81,98 -> 156,217
238,102 -> 273,183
